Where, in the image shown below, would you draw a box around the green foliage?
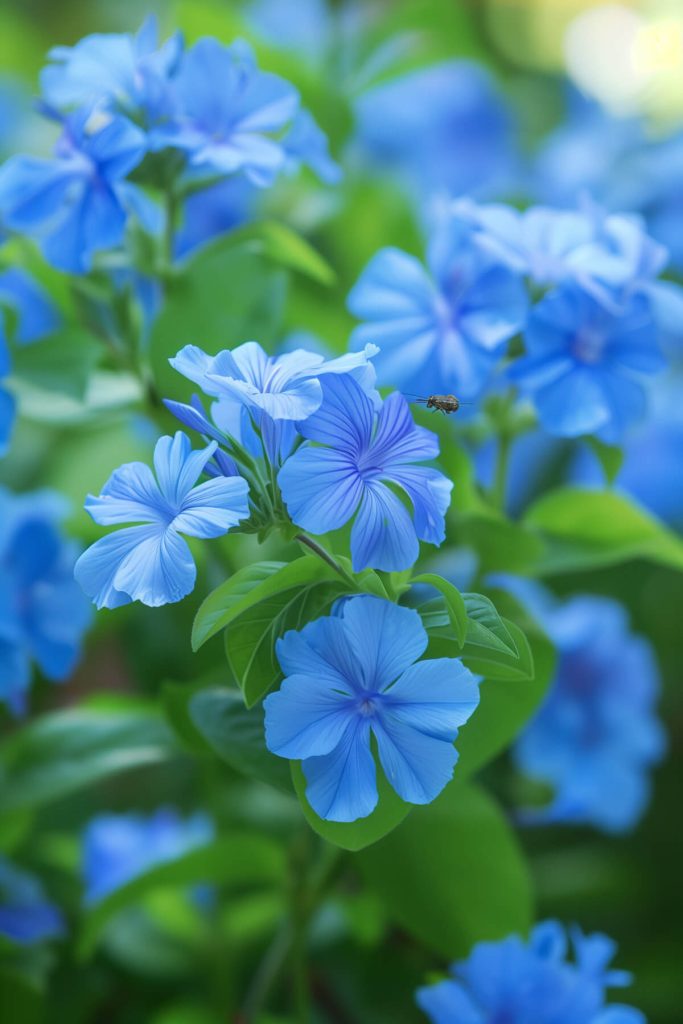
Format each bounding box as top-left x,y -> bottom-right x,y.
0,703 -> 177,813
358,782 -> 532,958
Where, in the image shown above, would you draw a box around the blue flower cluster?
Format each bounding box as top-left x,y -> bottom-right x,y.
264,595 -> 479,822
349,196 -> 679,442
510,587 -> 665,834
82,807 -> 214,904
1,487 -> 91,715
0,18 -> 338,272
0,268 -> 61,454
417,920 -> 645,1024
0,857 -> 65,946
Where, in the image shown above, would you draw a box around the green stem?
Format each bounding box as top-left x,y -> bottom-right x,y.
164,188 -> 177,269
295,533 -> 357,589
491,432 -> 511,512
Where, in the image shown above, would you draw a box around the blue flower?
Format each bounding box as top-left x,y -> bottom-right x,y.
354,61 -> 517,200
153,38 -> 301,187
74,431 -> 250,609
509,283 -> 665,442
0,857 -> 65,945
169,340 -> 378,464
282,109 -> 342,185
511,591 -> 665,834
82,808 -> 213,905
173,176 -> 254,258
0,488 -> 92,716
278,374 -> 453,571
348,211 -> 527,400
264,595 -> 479,822
416,920 -> 645,1024
0,108 -> 146,273
40,16 -> 182,126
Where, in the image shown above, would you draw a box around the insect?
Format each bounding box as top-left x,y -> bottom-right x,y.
407,393 -> 463,414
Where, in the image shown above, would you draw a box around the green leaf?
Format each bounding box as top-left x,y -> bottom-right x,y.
525,486 -> 683,574
189,687 -> 292,792
583,437 -> 624,484
462,593 -> 516,655
291,762 -> 411,852
78,834 -> 286,959
456,513 -> 546,575
161,682 -> 215,755
192,561 -> 288,650
358,782 -> 532,958
0,969 -> 43,1024
225,581 -> 344,706
0,706 -> 177,813
224,220 -> 336,286
10,328 -> 101,399
412,573 -> 467,647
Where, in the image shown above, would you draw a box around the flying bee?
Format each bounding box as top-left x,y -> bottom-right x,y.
406,393 -> 463,414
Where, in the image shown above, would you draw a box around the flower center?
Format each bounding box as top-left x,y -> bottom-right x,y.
572,328 -> 605,365
356,695 -> 380,718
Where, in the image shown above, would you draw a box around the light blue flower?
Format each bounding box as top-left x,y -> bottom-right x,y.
40,15 -> 182,126
283,109 -> 342,185
169,340 -> 378,464
0,857 -> 65,945
0,488 -> 91,716
509,283 -> 665,442
264,595 -> 479,822
348,209 -> 527,400
510,590 -> 665,834
82,808 -> 213,905
417,920 -> 645,1024
74,431 -> 250,609
0,108 -> 146,273
278,374 -> 453,571
152,38 -> 300,187
354,60 -> 517,200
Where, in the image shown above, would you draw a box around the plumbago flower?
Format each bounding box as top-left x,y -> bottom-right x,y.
264,596 -> 480,822
417,920 -> 645,1024
0,107 -> 146,273
0,858 -> 65,946
499,582 -> 665,834
167,339 -> 378,464
348,205 -> 527,400
0,268 -> 61,454
74,432 -> 249,609
278,374 -> 453,572
0,488 -> 91,716
509,283 -> 665,442
82,808 -> 213,904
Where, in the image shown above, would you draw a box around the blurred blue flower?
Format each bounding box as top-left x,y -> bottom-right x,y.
348,210 -> 527,400
152,38 -> 300,187
0,108 -> 146,273
264,595 -> 479,822
0,488 -> 91,716
283,109 -> 342,185
278,374 -> 453,571
354,61 -> 517,199
74,431 -> 249,609
0,857 -> 65,945
510,590 -> 665,834
509,283 -> 665,442
174,176 -> 254,258
40,15 -> 182,126
169,340 -> 378,464
82,808 -> 214,905
417,919 -> 645,1024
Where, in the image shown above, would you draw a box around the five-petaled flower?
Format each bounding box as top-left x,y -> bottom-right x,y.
278,374 -> 453,571
264,596 -> 480,822
74,431 -> 250,608
509,283 -> 664,442
416,919 -> 645,1024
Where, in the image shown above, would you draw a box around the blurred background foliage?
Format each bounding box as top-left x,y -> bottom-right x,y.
0,0 -> 682,1021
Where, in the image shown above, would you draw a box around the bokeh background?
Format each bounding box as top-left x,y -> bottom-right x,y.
1,1 -> 682,1021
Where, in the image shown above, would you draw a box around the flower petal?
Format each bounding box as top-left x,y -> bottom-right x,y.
386,466 -> 453,545
277,616 -> 365,694
264,673 -> 354,759
302,718 -> 378,822
382,658 -> 480,735
350,481 -> 419,572
370,391 -> 439,465
297,373 -> 374,454
416,980 -> 485,1024
339,596 -> 427,691
373,715 -> 459,805
112,526 -> 196,607
74,525 -> 157,609
173,475 -> 249,538
153,432 -> 217,508
85,461 -> 166,526
278,446 -> 362,534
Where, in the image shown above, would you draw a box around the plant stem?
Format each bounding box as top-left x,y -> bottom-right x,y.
295,533 -> 357,589
164,188 -> 177,269
491,432 -> 511,512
